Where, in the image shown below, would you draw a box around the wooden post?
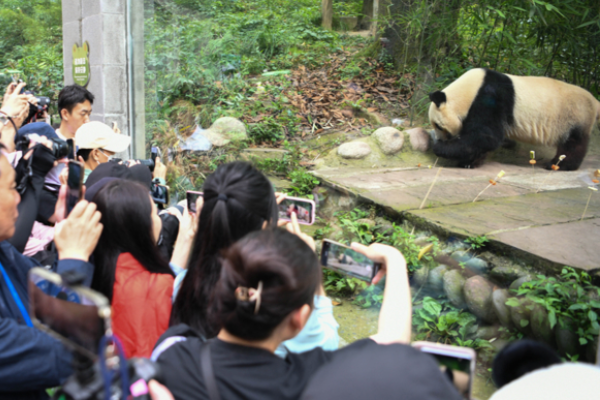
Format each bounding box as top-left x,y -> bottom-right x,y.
321,0 -> 333,30
371,0 -> 379,35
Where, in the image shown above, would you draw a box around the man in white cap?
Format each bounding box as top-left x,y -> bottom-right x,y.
75,121 -> 131,182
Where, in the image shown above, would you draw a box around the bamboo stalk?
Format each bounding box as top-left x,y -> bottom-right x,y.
473,184 -> 492,203
581,191 -> 593,221
419,167 -> 443,210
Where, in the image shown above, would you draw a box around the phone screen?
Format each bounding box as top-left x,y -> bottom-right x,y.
28,268 -> 107,360
65,161 -> 84,218
417,345 -> 474,399
187,191 -> 203,213
320,240 -> 380,281
66,139 -> 75,160
151,146 -> 159,163
278,197 -> 315,225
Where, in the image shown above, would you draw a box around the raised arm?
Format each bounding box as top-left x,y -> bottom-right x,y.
351,243 -> 411,344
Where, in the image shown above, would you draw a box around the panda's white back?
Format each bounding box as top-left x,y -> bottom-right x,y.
506,74 -> 599,146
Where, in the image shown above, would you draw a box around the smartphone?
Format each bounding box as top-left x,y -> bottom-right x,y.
412,342 -> 476,400
187,191 -> 203,213
320,239 -> 381,282
65,161 -> 84,219
278,196 -> 316,225
28,267 -> 109,360
66,138 -> 76,160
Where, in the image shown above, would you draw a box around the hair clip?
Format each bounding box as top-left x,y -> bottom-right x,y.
235,281 -> 263,314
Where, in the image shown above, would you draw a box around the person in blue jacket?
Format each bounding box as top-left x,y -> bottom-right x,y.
0,144 -> 103,399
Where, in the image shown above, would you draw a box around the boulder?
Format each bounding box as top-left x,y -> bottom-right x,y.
209,117 -> 248,143
530,303 -> 554,346
464,276 -> 497,323
464,257 -> 490,275
451,250 -> 473,264
475,325 -> 501,340
492,289 -> 514,329
372,127 -> 404,155
428,265 -> 449,293
509,297 -> 533,336
554,316 -> 579,358
407,127 -> 431,152
443,270 -> 467,308
509,275 -> 533,292
413,266 -> 429,287
373,217 -> 394,236
201,129 -> 228,147
489,264 -> 529,286
338,141 -> 372,159
328,223 -> 346,242
355,218 -> 376,229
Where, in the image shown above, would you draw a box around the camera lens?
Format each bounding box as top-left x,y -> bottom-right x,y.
52,138 -> 70,159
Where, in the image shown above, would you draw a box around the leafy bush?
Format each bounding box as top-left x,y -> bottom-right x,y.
287,169 -> 320,197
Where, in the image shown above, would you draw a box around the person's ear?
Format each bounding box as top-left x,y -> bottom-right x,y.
289,304 -> 312,335
262,220 -> 268,230
92,149 -> 100,162
60,108 -> 70,122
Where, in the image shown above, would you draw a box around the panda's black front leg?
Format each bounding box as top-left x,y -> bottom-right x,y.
432,128 -> 503,168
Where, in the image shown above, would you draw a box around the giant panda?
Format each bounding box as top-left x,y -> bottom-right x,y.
428,68 -> 600,170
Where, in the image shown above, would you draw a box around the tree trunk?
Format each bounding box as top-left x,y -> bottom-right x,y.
358,0 -> 374,30
321,0 -> 333,30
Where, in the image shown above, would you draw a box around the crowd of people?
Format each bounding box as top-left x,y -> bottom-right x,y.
0,80 -> 599,400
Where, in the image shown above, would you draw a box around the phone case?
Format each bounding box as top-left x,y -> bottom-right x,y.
278,196 -> 316,225
320,239 -> 380,282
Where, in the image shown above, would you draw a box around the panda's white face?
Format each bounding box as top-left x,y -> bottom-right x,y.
428,102 -> 462,141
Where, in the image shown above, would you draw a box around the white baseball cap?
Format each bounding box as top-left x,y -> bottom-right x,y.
75,121 -> 131,153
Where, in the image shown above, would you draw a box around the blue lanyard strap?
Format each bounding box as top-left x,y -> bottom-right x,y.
0,261 -> 33,327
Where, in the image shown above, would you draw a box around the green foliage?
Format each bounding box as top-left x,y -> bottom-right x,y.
323,269 -> 366,296
354,284 -> 383,308
412,297 -> 492,350
510,267 -> 600,347
465,235 -> 489,250
287,169 -> 320,197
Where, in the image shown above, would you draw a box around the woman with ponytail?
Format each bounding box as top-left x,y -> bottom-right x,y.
169,161 -> 339,358
154,229 -> 413,400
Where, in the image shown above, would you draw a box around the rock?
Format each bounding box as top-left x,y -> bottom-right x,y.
372,127 -> 404,155
373,217 -> 394,236
463,276 -> 497,323
509,275 -> 533,292
414,236 -> 431,247
328,223 -> 346,242
509,297 -> 533,336
407,127 -> 431,152
337,141 -> 372,159
451,250 -> 473,264
413,266 -> 429,287
464,257 -> 489,275
355,218 -> 376,229
530,303 -> 554,346
201,129 -> 228,147
489,264 -> 529,286
443,270 -> 467,308
492,289 -> 514,329
555,316 -> 579,358
475,325 -> 501,340
428,265 -> 449,293
209,117 -> 248,143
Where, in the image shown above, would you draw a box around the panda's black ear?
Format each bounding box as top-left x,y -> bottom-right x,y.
429,91 -> 447,108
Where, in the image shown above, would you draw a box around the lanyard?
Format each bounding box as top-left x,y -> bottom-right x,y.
0,261 -> 33,327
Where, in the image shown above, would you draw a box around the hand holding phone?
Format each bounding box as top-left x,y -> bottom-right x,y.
277,196 -> 316,225
320,240 -> 382,282
412,342 -> 476,400
65,161 -> 84,219
186,191 -> 203,214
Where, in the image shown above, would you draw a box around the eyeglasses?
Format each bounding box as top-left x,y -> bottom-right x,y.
98,149 -> 114,161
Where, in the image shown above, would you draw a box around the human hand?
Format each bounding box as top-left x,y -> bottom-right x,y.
275,192 -> 287,205
52,183 -> 87,224
55,200 -> 103,261
285,212 -> 315,252
350,242 -> 406,285
153,156 -> 167,180
170,204 -> 198,269
1,82 -> 29,127
148,381 -> 174,400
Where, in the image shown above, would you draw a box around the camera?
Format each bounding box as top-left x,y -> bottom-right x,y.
17,134 -> 70,159
21,89 -> 51,125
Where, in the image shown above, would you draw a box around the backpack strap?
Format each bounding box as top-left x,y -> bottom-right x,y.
200,340 -> 221,400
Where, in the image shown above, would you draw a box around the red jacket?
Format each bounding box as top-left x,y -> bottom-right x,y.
112,253 -> 174,358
